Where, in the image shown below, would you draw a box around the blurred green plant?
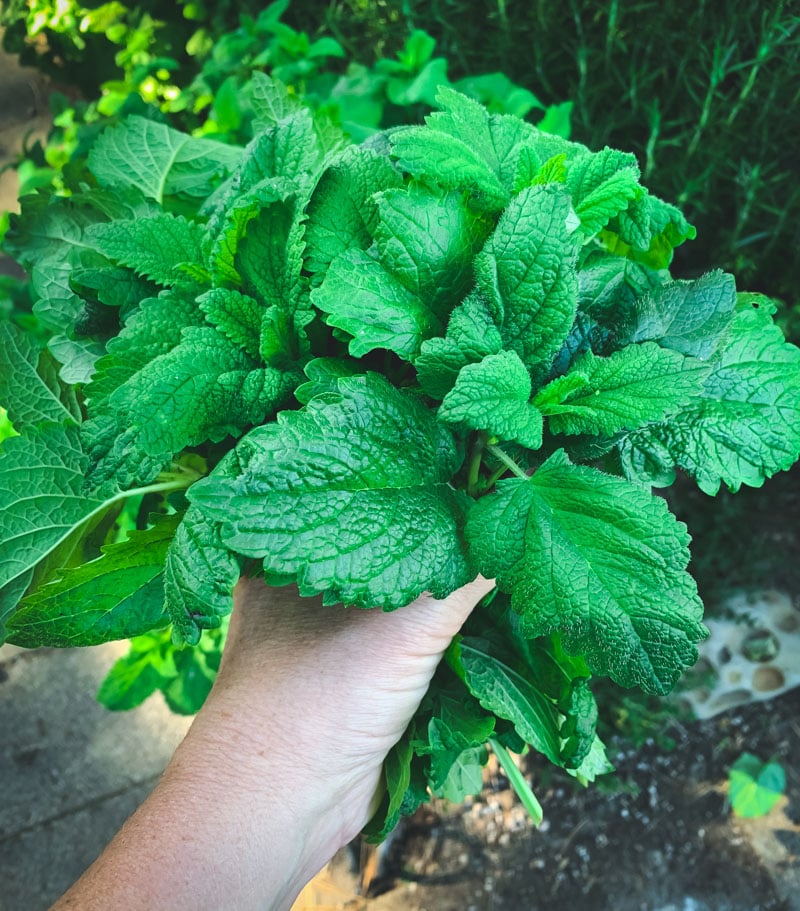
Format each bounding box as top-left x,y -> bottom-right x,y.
98,618 -> 228,714
296,0 -> 800,311
2,0 -> 569,199
729,752 -> 786,818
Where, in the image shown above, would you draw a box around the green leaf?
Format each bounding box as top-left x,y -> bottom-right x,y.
70,264 -> 157,318
205,177 -> 296,288
729,753 -> 786,818
199,288 -> 262,360
88,116 -> 242,204
311,248 -> 444,360
560,678 -> 599,769
465,450 -> 706,694
535,343 -> 710,436
455,636 -> 562,764
6,515 -> 179,648
628,270 -> 737,359
165,505 -> 242,646
390,87 -> 538,208
237,110 -> 324,188
312,183 -> 488,361
0,322 -> 81,430
293,357 -> 362,405
439,350 -> 543,449
565,148 -> 642,236
618,306 -> 800,493
363,732 -> 413,842
99,326 -> 297,467
615,192 -> 696,265
374,183 -> 491,314
86,287 -> 207,415
0,424 -> 112,617
475,184 -> 580,378
435,746 -> 486,802
236,191 -> 307,318
97,627 -> 176,711
414,292 -> 503,398
249,72 -> 305,125
189,373 -> 473,609
304,145 -> 402,278
86,214 -> 205,286
391,127 -> 508,212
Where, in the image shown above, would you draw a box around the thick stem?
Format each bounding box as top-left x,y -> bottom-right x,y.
486,443 -> 529,480
466,431 -> 488,497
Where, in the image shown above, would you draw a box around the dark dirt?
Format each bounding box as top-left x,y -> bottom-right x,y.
311,688 -> 799,911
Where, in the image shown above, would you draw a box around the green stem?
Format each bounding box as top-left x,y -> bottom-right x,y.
466,431 -> 488,497
487,443 -> 529,480
489,738 -> 543,826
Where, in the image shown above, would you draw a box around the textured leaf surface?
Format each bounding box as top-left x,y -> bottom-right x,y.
89,116 -> 242,203
619,307 -> 800,493
476,185 -> 579,377
565,148 -> 641,235
6,515 -> 179,647
0,322 -> 80,430
165,505 -> 242,645
0,424 -> 111,616
628,270 -> 737,358
373,183 -> 490,314
312,249 -> 444,359
535,343 -> 710,436
439,350 -> 543,449
104,327 -> 297,462
466,450 -> 706,693
86,288 -> 206,414
457,636 -> 561,764
199,288 -> 262,360
415,293 -> 503,398
189,374 -> 472,608
86,214 -> 205,285
304,145 -> 402,277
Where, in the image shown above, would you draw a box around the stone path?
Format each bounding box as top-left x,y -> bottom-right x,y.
0,642 -> 192,910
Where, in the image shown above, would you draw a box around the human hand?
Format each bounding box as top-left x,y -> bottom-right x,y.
52,575 -> 494,911
207,575 -> 496,847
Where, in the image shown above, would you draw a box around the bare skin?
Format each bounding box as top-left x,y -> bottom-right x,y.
52,574 -> 494,911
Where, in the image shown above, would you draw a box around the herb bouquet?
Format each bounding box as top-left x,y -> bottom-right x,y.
2,77 -> 799,837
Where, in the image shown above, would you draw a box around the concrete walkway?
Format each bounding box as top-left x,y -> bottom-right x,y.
0,642 -> 192,910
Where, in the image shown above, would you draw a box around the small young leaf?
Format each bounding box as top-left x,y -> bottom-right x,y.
439,350 -> 543,449
536,343 -> 710,436
729,753 -> 786,818
475,184 -> 580,378
415,292 -> 503,398
565,147 -> 642,236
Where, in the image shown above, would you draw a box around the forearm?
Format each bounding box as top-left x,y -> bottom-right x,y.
51,701 -> 347,911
